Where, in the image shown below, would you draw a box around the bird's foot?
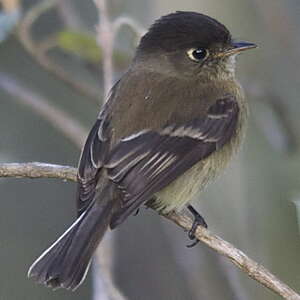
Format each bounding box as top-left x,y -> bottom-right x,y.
186,205 -> 207,248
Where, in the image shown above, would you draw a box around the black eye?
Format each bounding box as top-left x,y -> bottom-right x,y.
187,48 -> 209,62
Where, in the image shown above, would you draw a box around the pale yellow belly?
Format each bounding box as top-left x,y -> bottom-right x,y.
153,105 -> 247,213
153,142 -> 235,213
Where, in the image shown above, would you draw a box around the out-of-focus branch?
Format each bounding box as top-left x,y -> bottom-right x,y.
92,1 -> 146,98
0,0 -> 20,41
113,16 -> 146,39
251,0 -> 300,62
246,83 -> 298,154
0,72 -> 87,148
0,162 -> 299,300
93,236 -> 128,300
56,0 -> 84,30
93,0 -> 113,97
17,0 -> 100,102
249,1 -> 299,154
1,0 -> 20,13
91,2 -> 129,299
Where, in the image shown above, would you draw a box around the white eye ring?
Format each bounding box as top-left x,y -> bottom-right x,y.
187,48 -> 209,62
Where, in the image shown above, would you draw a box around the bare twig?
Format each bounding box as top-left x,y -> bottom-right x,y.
17,0 -> 100,102
0,162 -> 299,300
0,72 -> 87,148
0,162 -> 76,181
165,211 -> 300,300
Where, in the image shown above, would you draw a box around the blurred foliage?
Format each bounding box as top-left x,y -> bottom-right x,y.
57,30 -> 102,63
1,0 -> 20,12
0,10 -> 20,41
57,30 -> 131,69
0,0 -> 21,42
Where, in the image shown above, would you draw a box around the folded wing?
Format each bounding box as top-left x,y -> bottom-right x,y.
105,96 -> 239,228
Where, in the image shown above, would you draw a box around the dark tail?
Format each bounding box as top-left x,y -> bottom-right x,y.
28,192 -> 115,291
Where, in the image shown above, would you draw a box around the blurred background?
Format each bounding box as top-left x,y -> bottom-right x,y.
0,0 -> 299,299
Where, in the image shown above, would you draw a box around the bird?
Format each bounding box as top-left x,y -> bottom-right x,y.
28,11 -> 256,291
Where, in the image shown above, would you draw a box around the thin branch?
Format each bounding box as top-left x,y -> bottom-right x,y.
17,0 -> 100,102
93,234 -> 128,300
113,16 -> 146,39
93,0 -> 114,97
0,162 -> 299,300
0,72 -> 87,148
1,0 -> 20,13
56,0 -> 84,30
90,2 -> 129,299
37,35 -> 58,54
0,162 -> 76,181
165,211 -> 300,300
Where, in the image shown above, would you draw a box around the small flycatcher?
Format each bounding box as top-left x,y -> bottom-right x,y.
28,11 -> 256,290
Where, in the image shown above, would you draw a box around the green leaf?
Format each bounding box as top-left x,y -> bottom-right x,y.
56,30 -> 132,69
57,30 -> 102,63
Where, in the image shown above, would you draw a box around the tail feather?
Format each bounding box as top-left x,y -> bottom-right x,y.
28,192 -> 115,290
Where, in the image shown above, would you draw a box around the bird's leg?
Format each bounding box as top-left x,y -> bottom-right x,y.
186,205 -> 207,248
133,208 -> 140,216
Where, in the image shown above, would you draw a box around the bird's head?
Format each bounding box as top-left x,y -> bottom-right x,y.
135,11 -> 256,80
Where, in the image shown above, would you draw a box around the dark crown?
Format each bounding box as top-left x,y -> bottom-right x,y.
138,11 -> 231,53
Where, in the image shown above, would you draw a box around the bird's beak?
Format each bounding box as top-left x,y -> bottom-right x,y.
221,41 -> 257,57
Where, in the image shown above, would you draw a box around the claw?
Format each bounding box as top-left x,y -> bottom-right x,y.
186,205 -> 207,248
186,239 -> 200,248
